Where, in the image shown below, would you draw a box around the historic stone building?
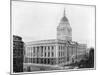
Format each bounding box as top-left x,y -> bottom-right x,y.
23,9 -> 87,71
13,35 -> 24,72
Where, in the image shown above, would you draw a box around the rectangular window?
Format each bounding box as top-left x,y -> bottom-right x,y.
52,52 -> 54,57
48,46 -> 50,50
45,46 -> 46,50
59,46 -> 60,50
41,51 -> 43,57
48,52 -> 50,57
33,49 -> 35,53
52,46 -> 54,50
45,52 -> 46,57
61,46 -> 62,50
59,52 -> 60,57
41,46 -> 43,53
61,52 -> 62,57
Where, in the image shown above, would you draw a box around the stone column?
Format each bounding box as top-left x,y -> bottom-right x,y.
43,46 -> 45,58
45,46 -> 47,64
42,46 -> 44,64
50,46 -> 52,65
35,47 -> 37,63
46,46 -> 47,57
56,45 -> 59,65
38,46 -> 40,63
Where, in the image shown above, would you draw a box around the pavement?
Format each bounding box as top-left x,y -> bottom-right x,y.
23,63 -> 78,72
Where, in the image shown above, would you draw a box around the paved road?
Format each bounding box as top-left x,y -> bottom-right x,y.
24,63 -> 78,72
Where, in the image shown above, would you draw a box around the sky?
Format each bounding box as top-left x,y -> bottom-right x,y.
12,1 -> 95,48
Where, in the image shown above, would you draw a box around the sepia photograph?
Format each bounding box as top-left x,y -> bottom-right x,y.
11,0 -> 96,74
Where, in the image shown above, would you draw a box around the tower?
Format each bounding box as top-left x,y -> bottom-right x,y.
57,8 -> 72,41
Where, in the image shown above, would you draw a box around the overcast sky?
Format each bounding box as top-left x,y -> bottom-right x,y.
12,1 -> 95,48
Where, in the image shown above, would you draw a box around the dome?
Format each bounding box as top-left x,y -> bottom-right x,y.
60,8 -> 69,22
61,16 -> 69,22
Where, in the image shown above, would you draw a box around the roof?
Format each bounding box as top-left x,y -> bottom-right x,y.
60,8 -> 69,22
61,16 -> 69,22
25,39 -> 68,46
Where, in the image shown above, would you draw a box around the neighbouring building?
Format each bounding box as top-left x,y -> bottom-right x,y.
23,9 -> 87,71
13,35 -> 24,72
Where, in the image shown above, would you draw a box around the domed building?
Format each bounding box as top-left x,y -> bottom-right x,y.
23,9 -> 87,71
57,9 -> 72,41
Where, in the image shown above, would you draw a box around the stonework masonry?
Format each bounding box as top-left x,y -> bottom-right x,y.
23,9 -> 87,71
